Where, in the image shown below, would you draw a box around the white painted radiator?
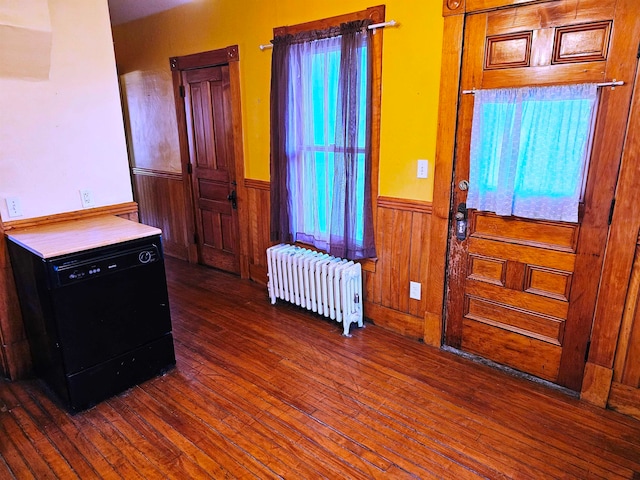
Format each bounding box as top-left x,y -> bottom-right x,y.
267,244 -> 363,336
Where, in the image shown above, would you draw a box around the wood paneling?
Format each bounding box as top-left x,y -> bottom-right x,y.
587,7 -> 640,384
602,238 -> 640,420
465,295 -> 564,344
425,13 -> 465,347
245,179 -> 271,285
524,265 -> 572,301
468,254 -> 506,286
377,196 -> 432,214
461,318 -> 562,381
473,212 -> 578,252
485,32 -> 532,69
364,199 -> 431,337
244,183 -> 432,339
562,0 -> 640,390
0,203 -> 139,380
608,382 -> 640,422
552,21 -> 611,64
132,169 -> 189,260
2,202 -> 139,231
487,1 -> 615,32
362,302 -> 424,339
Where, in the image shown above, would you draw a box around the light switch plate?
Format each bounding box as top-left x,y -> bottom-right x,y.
409,281 -> 421,300
417,159 -> 428,179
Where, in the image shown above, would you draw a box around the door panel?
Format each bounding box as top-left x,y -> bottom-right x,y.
445,0 -> 634,390
183,65 -> 240,274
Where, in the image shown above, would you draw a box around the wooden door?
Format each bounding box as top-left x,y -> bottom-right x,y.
445,0 -> 636,391
182,65 -> 240,274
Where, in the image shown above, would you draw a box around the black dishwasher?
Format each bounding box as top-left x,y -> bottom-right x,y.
8,235 -> 176,412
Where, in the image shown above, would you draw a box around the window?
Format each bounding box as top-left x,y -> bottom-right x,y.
467,84 -> 599,223
270,11 -> 380,260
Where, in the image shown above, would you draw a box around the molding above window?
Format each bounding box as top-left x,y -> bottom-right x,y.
273,5 -> 385,36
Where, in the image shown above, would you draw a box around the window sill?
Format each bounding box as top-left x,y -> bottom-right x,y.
291,241 -> 377,273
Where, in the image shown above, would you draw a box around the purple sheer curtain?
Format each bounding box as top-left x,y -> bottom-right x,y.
330,21 -> 375,259
269,34 -> 293,243
269,20 -> 376,260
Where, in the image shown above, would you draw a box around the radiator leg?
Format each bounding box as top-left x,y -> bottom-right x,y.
342,320 -> 351,337
267,277 -> 276,305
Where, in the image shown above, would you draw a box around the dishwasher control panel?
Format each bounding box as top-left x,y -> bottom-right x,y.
50,243 -> 161,287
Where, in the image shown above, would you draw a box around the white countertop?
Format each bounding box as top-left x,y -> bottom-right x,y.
6,215 -> 162,259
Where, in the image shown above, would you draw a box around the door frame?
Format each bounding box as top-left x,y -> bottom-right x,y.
426,0 -> 640,391
170,45 -> 250,278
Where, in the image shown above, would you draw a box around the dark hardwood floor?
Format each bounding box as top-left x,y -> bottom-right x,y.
1,257 -> 640,479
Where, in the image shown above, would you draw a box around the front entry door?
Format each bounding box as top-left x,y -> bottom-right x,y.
445,0 -> 637,391
182,65 -> 240,274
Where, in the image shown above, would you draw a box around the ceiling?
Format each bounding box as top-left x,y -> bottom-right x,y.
107,0 -> 193,25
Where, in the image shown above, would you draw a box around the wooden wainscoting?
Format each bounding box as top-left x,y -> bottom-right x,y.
607,234 -> 640,421
0,202 -> 139,380
242,182 -> 433,340
245,179 -> 272,285
365,197 -> 432,339
132,168 -> 190,260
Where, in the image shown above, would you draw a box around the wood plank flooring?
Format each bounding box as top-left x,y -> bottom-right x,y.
1,257 -> 640,479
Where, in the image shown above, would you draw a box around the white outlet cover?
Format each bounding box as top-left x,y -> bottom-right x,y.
6,197 -> 22,217
409,281 -> 421,300
80,189 -> 95,208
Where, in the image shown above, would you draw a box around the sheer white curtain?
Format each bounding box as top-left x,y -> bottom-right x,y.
467,84 -> 599,223
286,36 -> 342,251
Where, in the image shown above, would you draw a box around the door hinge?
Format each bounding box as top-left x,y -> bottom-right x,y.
608,198 -> 616,225
187,163 -> 192,174
179,85 -> 185,97
193,233 -> 199,244
584,340 -> 591,362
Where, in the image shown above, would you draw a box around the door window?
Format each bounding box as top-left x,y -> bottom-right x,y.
467,84 -> 599,222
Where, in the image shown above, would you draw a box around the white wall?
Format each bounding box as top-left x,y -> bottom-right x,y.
0,0 -> 133,221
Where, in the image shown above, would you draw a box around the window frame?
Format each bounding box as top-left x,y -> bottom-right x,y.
272,5 -> 384,266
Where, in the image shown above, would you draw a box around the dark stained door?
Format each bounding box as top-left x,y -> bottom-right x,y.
445,0 -> 637,390
182,65 -> 240,274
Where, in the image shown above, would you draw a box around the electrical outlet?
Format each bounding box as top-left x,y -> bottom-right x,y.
6,197 -> 22,218
417,159 -> 428,179
80,189 -> 95,208
409,281 -> 421,300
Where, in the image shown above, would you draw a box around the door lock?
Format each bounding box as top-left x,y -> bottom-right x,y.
227,190 -> 237,210
455,202 -> 467,241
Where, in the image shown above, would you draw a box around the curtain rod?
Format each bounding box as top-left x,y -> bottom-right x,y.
259,20 -> 397,51
461,80 -> 624,95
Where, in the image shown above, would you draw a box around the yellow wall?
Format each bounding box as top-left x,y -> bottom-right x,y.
112,0 -> 443,201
